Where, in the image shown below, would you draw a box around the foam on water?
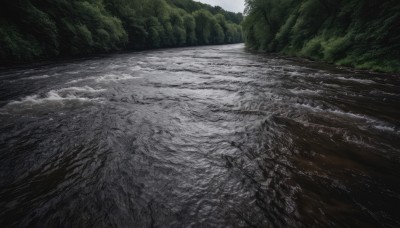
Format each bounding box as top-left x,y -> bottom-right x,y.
289,88 -> 321,95
8,86 -> 105,106
9,92 -> 89,105
96,73 -> 143,82
369,90 -> 399,97
288,71 -> 302,77
372,124 -> 397,132
337,76 -> 375,84
295,103 -> 398,133
66,77 -> 97,84
65,71 -> 80,75
57,86 -> 106,93
130,65 -> 153,72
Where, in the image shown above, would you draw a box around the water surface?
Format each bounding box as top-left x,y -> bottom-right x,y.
0,44 -> 399,227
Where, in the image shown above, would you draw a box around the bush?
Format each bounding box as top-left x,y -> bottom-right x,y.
323,33 -> 353,62
300,36 -> 323,58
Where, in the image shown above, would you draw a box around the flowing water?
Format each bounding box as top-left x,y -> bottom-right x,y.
0,44 -> 399,227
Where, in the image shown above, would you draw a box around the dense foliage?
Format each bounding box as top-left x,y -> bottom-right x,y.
243,0 -> 400,72
0,0 -> 243,63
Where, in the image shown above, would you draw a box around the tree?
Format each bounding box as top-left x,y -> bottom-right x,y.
242,0 -> 400,72
0,0 -> 244,64
183,14 -> 196,45
193,9 -> 213,44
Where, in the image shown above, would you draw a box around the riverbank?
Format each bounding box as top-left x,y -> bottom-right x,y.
277,49 -> 400,74
0,0 -> 243,64
246,48 -> 400,76
0,42 -> 244,69
242,0 -> 400,74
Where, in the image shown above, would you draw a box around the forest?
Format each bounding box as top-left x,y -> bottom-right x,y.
243,0 -> 400,72
0,0 -> 243,64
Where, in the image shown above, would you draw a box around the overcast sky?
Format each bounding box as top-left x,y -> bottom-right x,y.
196,0 -> 245,13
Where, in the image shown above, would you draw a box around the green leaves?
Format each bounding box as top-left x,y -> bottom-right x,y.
0,23 -> 42,61
193,9 -> 212,44
0,0 -> 243,64
243,0 -> 400,72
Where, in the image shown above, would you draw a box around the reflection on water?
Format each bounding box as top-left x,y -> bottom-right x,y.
0,44 -> 399,227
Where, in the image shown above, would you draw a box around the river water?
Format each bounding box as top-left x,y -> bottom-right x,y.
0,44 -> 399,227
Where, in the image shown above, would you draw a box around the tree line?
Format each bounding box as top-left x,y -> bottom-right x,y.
0,0 -> 243,64
243,0 -> 400,72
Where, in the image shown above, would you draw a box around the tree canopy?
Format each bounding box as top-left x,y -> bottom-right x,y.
242,0 -> 400,72
0,0 -> 243,64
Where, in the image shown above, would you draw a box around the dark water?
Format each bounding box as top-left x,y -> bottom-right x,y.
0,44 -> 399,227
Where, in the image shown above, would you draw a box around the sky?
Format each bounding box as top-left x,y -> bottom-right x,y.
196,0 -> 245,13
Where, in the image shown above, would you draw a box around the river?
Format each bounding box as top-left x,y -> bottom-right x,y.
0,44 -> 399,227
